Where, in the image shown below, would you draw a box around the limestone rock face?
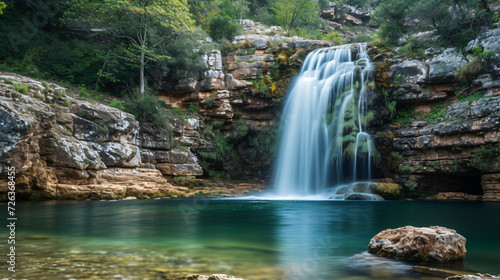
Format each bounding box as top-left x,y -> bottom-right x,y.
368,226 -> 467,262
0,74 -> 204,201
427,48 -> 467,83
390,60 -> 428,84
199,50 -> 225,91
138,123 -> 171,150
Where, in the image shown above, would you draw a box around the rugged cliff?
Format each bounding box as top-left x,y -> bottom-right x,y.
2,18 -> 500,201
374,29 -> 500,201
0,73 -> 209,200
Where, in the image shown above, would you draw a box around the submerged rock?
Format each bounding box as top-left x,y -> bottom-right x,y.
368,226 -> 467,262
345,193 -> 384,200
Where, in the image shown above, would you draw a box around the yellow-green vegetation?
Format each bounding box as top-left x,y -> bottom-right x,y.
109,99 -> 125,111
0,2 -> 6,15
8,83 -> 28,95
368,183 -> 403,200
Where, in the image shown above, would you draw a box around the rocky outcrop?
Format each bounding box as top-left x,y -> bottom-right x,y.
368,226 -> 467,262
372,30 -> 500,201
331,181 -> 403,200
0,74 -> 204,200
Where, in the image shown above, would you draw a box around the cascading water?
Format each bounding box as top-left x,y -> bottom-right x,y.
273,44 -> 376,197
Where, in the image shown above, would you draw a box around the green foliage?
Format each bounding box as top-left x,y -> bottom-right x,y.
109,99 -> 125,111
324,32 -> 343,45
459,90 -> 487,105
97,125 -> 109,135
41,82 -> 50,94
457,45 -> 496,83
173,176 -> 187,182
64,98 -> 72,106
65,130 -> 72,136
83,159 -> 91,165
8,83 -> 28,95
54,89 -> 62,99
372,0 -> 490,47
187,104 -> 199,114
401,165 -> 412,172
382,89 -> 397,119
204,98 -> 215,108
370,0 -> 409,44
240,48 -> 256,55
425,102 -> 447,124
0,2 -> 6,15
76,108 -> 86,118
198,120 -> 278,179
394,105 -> 414,123
79,86 -> 91,98
124,91 -> 171,125
472,143 -> 500,171
272,0 -> 316,34
208,14 -> 242,40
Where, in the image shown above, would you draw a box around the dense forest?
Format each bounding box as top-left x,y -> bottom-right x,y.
0,0 -> 498,121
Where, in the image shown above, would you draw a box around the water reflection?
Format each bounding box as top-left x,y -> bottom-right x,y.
4,200 -> 500,279
274,202 -> 376,279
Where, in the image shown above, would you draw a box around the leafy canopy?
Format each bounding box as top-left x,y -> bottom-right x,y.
271,0 -> 316,33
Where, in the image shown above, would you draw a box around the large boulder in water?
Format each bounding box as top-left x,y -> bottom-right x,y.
350,182 -> 403,200
368,226 -> 467,262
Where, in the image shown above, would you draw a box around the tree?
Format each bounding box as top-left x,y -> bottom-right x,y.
370,0 -> 410,44
271,0 -> 315,34
61,0 -> 194,98
208,14 -> 242,40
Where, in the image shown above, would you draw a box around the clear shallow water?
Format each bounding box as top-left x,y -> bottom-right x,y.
1,199 -> 500,279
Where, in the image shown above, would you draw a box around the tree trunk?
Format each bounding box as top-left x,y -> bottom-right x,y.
480,0 -> 490,12
140,48 -> 145,99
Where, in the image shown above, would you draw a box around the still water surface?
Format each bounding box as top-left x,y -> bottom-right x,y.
1,199 -> 499,279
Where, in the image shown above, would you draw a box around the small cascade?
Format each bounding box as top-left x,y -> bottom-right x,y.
273,44 -> 376,197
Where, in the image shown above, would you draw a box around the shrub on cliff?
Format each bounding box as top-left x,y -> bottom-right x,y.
124,91 -> 171,125
208,14 -> 242,41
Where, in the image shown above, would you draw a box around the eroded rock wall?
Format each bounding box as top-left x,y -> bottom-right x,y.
0,74 -> 205,200
373,29 -> 500,201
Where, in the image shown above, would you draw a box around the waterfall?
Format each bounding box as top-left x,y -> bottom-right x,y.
273,44 -> 375,197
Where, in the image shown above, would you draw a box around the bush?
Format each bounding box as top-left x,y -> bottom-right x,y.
8,83 -> 28,95
97,124 -> 109,135
208,14 -> 242,41
76,108 -> 85,117
204,98 -> 215,108
54,89 -> 62,99
109,99 -> 125,111
456,59 -> 483,83
124,91 -> 171,125
187,104 -> 199,114
41,82 -> 50,93
79,86 -> 91,98
324,32 -> 343,45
